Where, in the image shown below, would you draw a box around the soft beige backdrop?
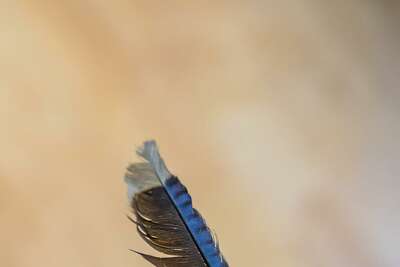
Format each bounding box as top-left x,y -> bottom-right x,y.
0,1 -> 399,267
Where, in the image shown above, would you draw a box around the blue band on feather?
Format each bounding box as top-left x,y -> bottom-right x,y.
164,176 -> 228,267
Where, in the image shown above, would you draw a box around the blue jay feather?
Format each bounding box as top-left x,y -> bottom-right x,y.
124,140 -> 229,267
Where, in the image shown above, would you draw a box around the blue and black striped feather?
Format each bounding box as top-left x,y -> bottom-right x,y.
124,140 -> 229,267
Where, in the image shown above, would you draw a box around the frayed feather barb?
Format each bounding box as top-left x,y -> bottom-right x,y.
124,140 -> 229,267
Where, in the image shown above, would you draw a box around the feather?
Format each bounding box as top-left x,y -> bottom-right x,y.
124,140 -> 229,267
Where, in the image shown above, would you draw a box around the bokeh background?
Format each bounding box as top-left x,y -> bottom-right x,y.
1,1 -> 399,267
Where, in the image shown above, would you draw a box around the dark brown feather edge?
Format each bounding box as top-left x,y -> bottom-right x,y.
127,168 -> 208,267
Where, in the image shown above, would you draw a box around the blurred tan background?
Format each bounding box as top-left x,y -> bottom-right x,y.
0,1 -> 399,267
